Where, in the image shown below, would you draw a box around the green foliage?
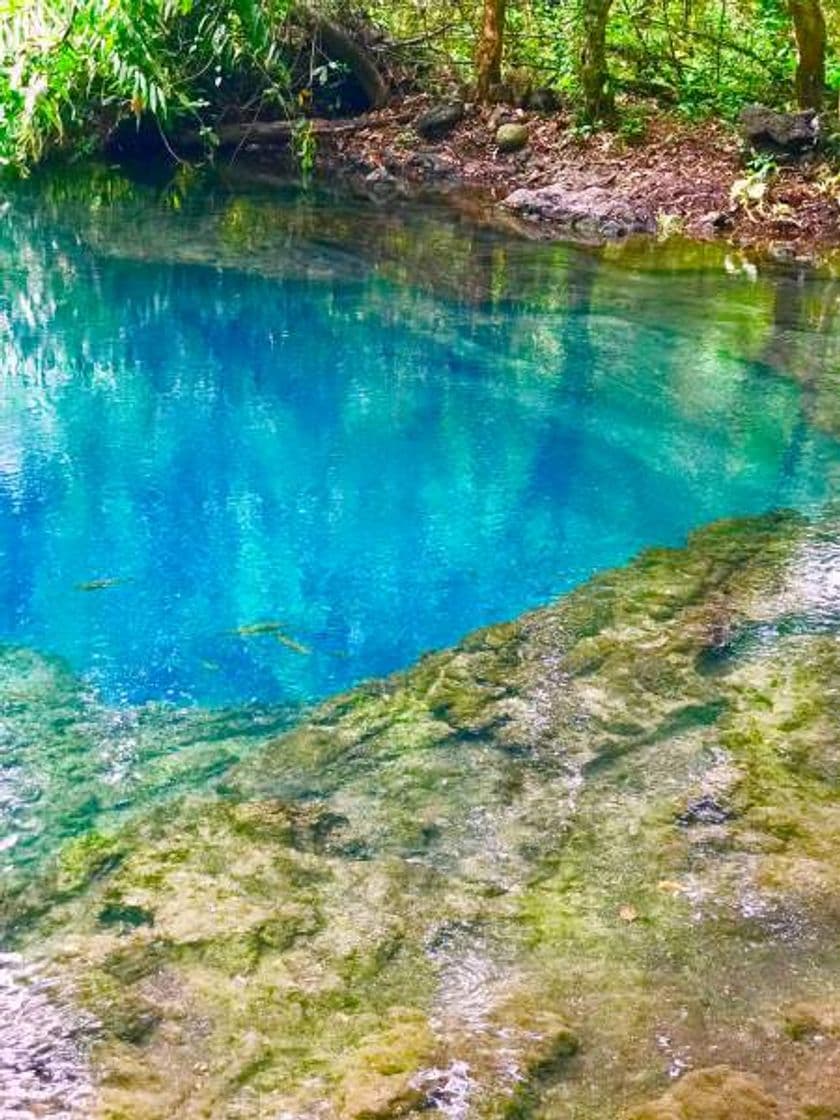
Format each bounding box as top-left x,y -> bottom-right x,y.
605,0 -> 797,118
364,0 -> 838,123
616,103 -> 649,144
1,0 -> 838,172
292,116 -> 317,185
0,0 -> 293,172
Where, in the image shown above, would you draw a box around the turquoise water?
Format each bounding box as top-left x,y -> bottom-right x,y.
1,175 -> 840,713
6,173 -> 840,1120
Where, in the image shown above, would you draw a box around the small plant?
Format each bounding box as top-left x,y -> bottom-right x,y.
746,151 -> 779,178
656,212 -> 684,239
292,117 -> 317,187
730,154 -> 778,215
569,117 -> 598,142
617,106 -> 648,146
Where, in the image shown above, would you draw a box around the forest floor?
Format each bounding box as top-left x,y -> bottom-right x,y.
293,94 -> 840,259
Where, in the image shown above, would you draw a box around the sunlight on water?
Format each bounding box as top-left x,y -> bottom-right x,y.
0,953 -> 93,1117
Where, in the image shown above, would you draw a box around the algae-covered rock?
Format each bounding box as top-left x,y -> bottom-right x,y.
495,123 -> 529,152
0,641 -> 297,897
630,1066 -> 779,1119
9,510 -> 840,1117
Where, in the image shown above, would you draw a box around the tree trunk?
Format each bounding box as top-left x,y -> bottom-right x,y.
580,0 -> 616,121
475,0 -> 507,101
293,4 -> 389,109
788,0 -> 826,110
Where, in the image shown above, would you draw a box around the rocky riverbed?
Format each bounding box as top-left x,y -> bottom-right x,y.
4,509 -> 840,1117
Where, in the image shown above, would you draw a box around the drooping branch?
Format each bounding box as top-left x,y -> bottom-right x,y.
176,117 -> 369,153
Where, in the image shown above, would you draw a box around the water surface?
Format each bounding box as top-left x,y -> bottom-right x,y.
4,172 -> 840,1119
2,172 -> 839,713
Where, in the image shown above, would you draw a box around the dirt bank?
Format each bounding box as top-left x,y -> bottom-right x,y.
217,95 -> 839,259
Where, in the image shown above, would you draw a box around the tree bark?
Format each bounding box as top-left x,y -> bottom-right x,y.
580,0 -> 616,121
787,0 -> 827,110
475,0 -> 507,101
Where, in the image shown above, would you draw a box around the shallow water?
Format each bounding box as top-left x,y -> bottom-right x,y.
4,171 -> 840,1119
1,170 -> 840,874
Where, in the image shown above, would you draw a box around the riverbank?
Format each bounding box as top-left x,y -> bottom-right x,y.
207,96 -> 840,261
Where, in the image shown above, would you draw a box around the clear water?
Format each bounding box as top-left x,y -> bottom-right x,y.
1,173 -> 839,714
6,172 -> 840,1120
0,173 -> 837,707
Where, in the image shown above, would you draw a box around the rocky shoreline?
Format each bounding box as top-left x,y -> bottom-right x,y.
6,510 -> 840,1117
208,96 -> 840,263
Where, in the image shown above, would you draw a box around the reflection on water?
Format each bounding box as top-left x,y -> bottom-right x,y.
1,170 -> 840,711
4,172 -> 840,1120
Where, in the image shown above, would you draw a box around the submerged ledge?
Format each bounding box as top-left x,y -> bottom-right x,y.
5,509 -> 840,1118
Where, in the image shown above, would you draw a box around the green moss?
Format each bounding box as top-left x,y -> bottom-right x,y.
54,831 -> 125,894
12,510 -> 840,1118
629,1066 -> 780,1119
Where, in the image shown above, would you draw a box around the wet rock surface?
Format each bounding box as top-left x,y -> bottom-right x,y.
6,512 -> 840,1116
502,182 -> 656,237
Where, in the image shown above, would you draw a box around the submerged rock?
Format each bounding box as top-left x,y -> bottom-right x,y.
8,511 -> 840,1116
0,642 -> 297,894
631,1066 -> 779,1119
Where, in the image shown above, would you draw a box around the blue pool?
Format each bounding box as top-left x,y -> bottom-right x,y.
1,174 -> 838,709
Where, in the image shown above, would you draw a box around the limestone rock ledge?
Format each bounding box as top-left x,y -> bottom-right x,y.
5,510 -> 840,1118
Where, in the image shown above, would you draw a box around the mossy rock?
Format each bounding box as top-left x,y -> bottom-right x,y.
9,511 -> 840,1117
495,123 -> 530,152
629,1066 -> 779,1119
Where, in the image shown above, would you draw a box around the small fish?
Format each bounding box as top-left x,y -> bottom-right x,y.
274,632 -> 311,656
75,577 -> 126,592
230,620 -> 286,637
200,659 -> 221,672
229,620 -> 311,655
